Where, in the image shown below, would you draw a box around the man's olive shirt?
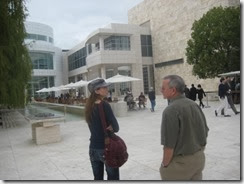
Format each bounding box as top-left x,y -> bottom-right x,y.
161,95 -> 209,156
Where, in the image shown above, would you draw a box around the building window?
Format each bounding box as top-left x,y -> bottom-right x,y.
95,42 -> 100,51
49,37 -> 53,43
29,76 -> 54,98
88,44 -> 92,54
26,33 -> 49,42
140,35 -> 153,57
143,66 -> 149,93
68,76 -> 75,83
29,52 -> 53,70
68,47 -> 87,71
104,36 -> 130,51
77,74 -> 83,81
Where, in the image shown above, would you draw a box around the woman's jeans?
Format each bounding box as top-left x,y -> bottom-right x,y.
89,148 -> 119,180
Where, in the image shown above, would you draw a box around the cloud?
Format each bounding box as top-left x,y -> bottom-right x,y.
25,0 -> 144,49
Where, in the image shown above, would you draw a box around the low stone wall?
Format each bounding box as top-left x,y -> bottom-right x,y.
32,101 -> 128,117
32,102 -> 85,117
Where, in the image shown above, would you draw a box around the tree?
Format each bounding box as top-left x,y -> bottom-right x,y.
0,0 -> 32,108
186,6 -> 240,79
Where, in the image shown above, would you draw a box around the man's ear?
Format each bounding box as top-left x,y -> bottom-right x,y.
171,87 -> 177,95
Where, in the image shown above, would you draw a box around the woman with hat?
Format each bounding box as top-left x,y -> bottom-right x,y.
85,78 -> 120,180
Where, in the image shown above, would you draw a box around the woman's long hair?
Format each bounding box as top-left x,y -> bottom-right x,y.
85,91 -> 103,124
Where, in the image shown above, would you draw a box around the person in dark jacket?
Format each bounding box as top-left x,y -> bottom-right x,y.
215,77 -> 230,117
197,84 -> 206,108
85,78 -> 120,180
138,92 -> 146,109
221,76 -> 240,115
189,84 -> 197,101
184,85 -> 190,99
148,87 -> 156,112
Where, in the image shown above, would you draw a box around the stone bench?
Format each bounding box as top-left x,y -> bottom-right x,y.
26,115 -> 65,145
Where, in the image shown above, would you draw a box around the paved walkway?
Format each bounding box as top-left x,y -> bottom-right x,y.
0,96 -> 241,182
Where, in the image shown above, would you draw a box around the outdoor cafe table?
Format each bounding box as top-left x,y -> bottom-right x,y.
25,114 -> 65,145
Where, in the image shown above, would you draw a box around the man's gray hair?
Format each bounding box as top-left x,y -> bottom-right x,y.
163,75 -> 185,94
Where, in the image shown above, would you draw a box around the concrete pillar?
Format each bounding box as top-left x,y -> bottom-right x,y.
131,63 -> 143,97
84,74 -> 89,98
92,44 -> 95,53
99,37 -> 104,51
86,44 -> 89,55
100,65 -> 106,79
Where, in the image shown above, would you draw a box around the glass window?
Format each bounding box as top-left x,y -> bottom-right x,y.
140,35 -> 153,57
104,36 -> 130,51
29,52 -> 53,70
141,46 -> 148,57
37,35 -> 47,41
69,76 -> 75,83
68,47 -> 87,71
26,33 -> 49,42
88,44 -> 92,54
95,42 -> 100,51
29,76 -> 55,99
143,66 -> 149,93
49,37 -> 53,43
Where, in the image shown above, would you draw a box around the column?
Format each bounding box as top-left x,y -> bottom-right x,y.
100,65 -> 106,79
99,37 -> 104,51
131,64 -> 143,97
84,74 -> 89,97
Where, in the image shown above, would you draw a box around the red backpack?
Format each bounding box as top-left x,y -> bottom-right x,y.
98,102 -> 128,168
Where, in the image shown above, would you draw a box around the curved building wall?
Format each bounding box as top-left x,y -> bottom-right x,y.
25,21 -> 63,98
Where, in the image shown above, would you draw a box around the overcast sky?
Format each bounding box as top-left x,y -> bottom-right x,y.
25,0 -> 144,49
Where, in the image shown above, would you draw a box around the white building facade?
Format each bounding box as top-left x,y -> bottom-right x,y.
63,23 -> 154,97
25,0 -> 240,99
25,21 -> 63,98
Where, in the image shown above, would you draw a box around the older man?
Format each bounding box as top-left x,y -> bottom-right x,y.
160,75 -> 209,180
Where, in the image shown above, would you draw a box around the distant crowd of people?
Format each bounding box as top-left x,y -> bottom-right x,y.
184,84 -> 206,108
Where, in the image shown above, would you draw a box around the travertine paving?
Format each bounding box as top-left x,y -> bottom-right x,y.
0,96 -> 241,181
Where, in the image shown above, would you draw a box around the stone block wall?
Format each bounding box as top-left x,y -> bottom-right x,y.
128,0 -> 240,94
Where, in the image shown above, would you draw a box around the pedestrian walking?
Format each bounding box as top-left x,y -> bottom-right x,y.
215,77 -> 231,117
197,84 -> 206,108
160,75 -> 209,180
85,78 -> 120,180
189,84 -> 197,101
221,76 -> 240,115
184,85 -> 190,98
148,87 -> 156,112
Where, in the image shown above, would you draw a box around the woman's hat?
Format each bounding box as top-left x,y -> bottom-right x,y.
88,78 -> 111,93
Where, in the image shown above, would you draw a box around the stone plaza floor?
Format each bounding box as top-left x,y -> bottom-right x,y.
0,95 -> 241,182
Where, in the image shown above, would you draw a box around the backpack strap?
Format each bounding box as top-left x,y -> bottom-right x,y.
98,101 -> 108,137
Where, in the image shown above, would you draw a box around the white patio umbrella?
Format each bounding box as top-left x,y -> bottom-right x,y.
87,77 -> 103,83
106,74 -> 141,97
44,86 -> 60,92
106,74 -> 141,83
63,82 -> 76,89
36,88 -> 49,93
71,80 -> 89,88
218,71 -> 240,77
48,86 -> 71,92
57,85 -> 71,91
